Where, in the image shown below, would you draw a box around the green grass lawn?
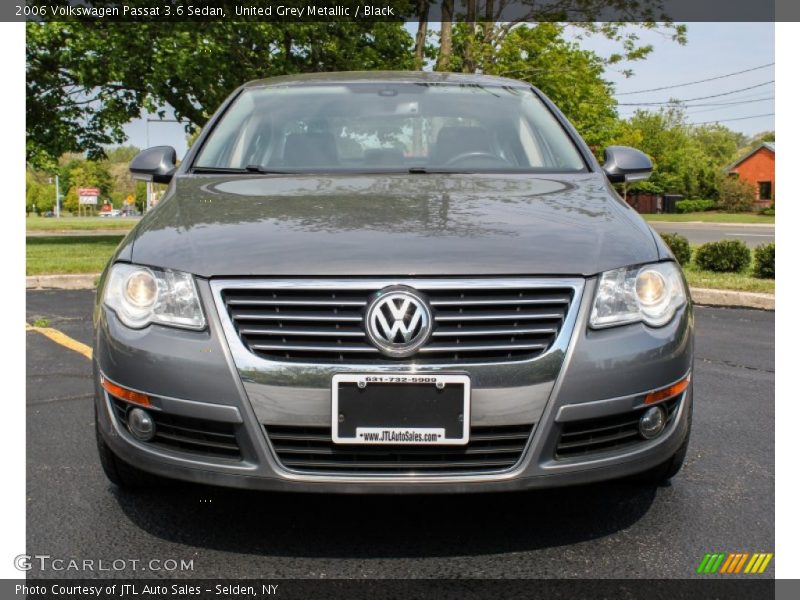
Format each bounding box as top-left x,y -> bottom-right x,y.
26,215 -> 138,232
26,234 -> 775,295
682,263 -> 774,294
26,235 -> 123,275
643,212 -> 774,224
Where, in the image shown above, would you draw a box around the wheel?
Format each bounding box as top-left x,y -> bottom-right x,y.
95,410 -> 161,489
628,401 -> 692,485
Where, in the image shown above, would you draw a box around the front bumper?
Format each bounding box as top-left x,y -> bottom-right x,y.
93,276 -> 694,493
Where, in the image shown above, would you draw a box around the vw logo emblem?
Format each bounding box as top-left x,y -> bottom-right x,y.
365,287 -> 432,358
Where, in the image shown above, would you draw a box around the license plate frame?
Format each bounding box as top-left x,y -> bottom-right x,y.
331,373 -> 471,445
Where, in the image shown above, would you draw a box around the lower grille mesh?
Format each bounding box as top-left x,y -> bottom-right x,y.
555,397 -> 681,459
110,397 -> 242,460
264,424 -> 534,474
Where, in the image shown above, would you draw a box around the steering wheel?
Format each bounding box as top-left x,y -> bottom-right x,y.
444,151 -> 511,167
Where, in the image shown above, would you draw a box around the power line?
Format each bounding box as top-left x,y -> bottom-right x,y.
689,113 -> 774,126
616,95 -> 774,118
684,98 -> 774,117
683,96 -> 774,109
617,80 -> 774,106
616,63 -> 774,96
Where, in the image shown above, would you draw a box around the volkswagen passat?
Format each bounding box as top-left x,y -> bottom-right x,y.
94,72 -> 693,492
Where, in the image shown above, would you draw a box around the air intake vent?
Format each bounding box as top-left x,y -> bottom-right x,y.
555,397 -> 681,460
264,424 -> 534,475
218,280 -> 576,364
110,398 -> 242,461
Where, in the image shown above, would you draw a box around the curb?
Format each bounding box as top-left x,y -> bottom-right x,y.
26,230 -> 131,237
25,274 -> 776,310
26,273 -> 100,290
690,287 -> 774,310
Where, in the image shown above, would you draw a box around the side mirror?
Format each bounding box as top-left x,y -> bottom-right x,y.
602,146 -> 652,184
130,146 -> 177,184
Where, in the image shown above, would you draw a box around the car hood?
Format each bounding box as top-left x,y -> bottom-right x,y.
130,173 -> 658,278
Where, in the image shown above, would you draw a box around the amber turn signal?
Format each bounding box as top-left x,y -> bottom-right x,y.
100,375 -> 151,407
644,375 -> 690,405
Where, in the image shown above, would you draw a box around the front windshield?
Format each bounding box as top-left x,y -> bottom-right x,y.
193,82 -> 587,173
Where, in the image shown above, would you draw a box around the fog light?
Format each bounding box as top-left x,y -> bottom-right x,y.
127,407 -> 156,442
639,406 -> 666,440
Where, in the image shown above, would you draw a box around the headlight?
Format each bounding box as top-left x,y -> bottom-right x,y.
104,263 -> 205,330
590,262 -> 687,329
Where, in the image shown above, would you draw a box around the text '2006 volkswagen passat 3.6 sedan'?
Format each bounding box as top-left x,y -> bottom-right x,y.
93,72 -> 693,493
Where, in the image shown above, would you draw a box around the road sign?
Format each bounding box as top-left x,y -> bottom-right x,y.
78,187 -> 99,205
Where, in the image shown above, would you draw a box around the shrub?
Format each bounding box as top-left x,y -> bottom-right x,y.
660,232 -> 692,265
718,177 -> 756,213
759,202 -> 775,216
753,243 -> 775,279
694,240 -> 751,273
675,199 -> 717,214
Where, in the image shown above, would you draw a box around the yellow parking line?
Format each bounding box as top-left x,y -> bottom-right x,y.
26,322 -> 92,360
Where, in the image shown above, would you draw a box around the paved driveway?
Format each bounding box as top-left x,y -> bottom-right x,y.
25,291 -> 774,579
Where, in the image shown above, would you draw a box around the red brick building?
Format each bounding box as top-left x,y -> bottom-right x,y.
726,141 -> 775,208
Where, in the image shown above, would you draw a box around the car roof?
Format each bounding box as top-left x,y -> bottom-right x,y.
242,71 -> 532,89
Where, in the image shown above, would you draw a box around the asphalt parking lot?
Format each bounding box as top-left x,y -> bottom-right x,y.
25,290 -> 774,579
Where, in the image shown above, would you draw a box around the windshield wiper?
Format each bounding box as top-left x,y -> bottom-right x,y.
245,164 -> 293,174
191,165 -> 291,175
408,167 -> 476,174
192,166 -> 246,174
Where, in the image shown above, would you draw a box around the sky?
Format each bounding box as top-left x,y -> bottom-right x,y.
122,22 -> 775,158
574,22 -> 774,131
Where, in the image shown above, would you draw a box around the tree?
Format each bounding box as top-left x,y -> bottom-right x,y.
26,170 -> 55,214
613,106 -> 697,195
753,130 -> 775,143
486,23 -> 619,149
26,21 -> 415,168
718,176 -> 756,213
613,106 -> 749,199
690,125 -> 746,167
61,159 -> 113,214
104,145 -> 141,163
688,125 -> 747,199
419,1 -> 686,75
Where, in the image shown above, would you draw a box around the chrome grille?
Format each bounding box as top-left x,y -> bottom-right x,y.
264,424 -> 533,474
217,279 -> 577,364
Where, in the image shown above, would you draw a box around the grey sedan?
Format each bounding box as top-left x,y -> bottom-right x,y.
93,72 -> 693,493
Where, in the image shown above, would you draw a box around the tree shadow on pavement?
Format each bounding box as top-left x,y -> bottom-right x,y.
112,480 -> 658,559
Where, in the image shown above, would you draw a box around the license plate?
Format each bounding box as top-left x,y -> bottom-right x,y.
331,374 -> 470,445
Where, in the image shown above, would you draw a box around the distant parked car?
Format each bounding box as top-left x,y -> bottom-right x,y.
100,209 -> 121,218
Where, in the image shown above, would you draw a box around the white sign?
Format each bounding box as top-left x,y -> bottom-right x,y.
78,187 -> 99,206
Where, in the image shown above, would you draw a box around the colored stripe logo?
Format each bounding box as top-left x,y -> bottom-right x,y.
696,552 -> 773,574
